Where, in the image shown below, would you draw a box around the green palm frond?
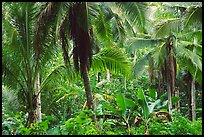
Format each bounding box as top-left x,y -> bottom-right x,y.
123,19 -> 136,37
111,13 -> 126,47
92,4 -> 113,45
177,54 -> 202,84
175,46 -> 202,72
40,65 -> 66,91
132,51 -> 152,78
91,48 -> 131,77
154,18 -> 181,38
177,30 -> 202,43
126,37 -> 164,53
162,2 -> 202,7
154,43 -> 168,68
116,2 -> 147,33
183,6 -> 202,28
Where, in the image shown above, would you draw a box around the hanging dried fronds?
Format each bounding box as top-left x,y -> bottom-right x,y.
69,2 -> 93,75
34,2 -> 61,60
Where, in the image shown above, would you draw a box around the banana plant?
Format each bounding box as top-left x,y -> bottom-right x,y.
136,87 -> 168,135
102,93 -> 135,135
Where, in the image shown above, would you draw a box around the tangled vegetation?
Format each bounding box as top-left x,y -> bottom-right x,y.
2,2 -> 202,135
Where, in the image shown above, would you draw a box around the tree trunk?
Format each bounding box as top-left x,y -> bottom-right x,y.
107,69 -> 111,93
191,73 -> 196,121
166,37 -> 176,114
175,88 -> 180,113
81,67 -> 96,121
191,32 -> 197,121
167,82 -> 172,114
157,70 -> 161,97
34,72 -> 41,122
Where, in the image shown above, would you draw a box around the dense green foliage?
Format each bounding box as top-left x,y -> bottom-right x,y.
2,2 -> 202,135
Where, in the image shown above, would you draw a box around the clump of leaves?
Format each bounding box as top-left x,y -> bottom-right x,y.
60,110 -> 99,135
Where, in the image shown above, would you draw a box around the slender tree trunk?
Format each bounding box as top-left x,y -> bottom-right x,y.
191,32 -> 197,121
107,69 -> 111,93
166,37 -> 176,114
81,67 -> 96,121
191,73 -> 196,121
167,82 -> 172,114
34,72 -> 41,122
175,88 -> 180,113
157,70 -> 161,97
149,54 -> 154,86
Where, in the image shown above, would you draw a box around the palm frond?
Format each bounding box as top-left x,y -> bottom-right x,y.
126,37 -> 164,53
154,43 -> 168,68
132,52 -> 151,78
154,18 -> 181,38
116,2 -> 148,33
183,6 -> 202,28
34,2 -> 61,60
177,55 -> 202,84
175,46 -> 202,72
92,3 -> 113,45
91,48 -> 131,77
111,13 -> 126,45
177,30 -> 202,43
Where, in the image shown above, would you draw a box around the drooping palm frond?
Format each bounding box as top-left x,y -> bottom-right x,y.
111,12 -> 126,47
153,42 -> 168,69
177,30 -> 202,43
123,19 -> 136,37
34,2 -> 62,60
91,3 -> 113,46
126,37 -> 164,53
115,2 -> 148,33
154,18 -> 181,38
162,2 -> 202,7
183,5 -> 202,28
40,65 -> 66,92
176,52 -> 202,84
91,48 -> 132,78
132,51 -> 152,78
175,46 -> 202,72
59,14 -> 71,69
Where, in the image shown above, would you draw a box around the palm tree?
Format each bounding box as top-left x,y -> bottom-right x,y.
125,2 -> 202,115
2,2 -> 63,127
36,2 -> 137,115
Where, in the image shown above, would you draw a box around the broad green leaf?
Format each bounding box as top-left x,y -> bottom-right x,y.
116,93 -> 126,115
137,88 -> 149,119
125,98 -> 135,108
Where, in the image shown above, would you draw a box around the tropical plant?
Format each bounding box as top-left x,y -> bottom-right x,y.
125,3 -> 202,116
